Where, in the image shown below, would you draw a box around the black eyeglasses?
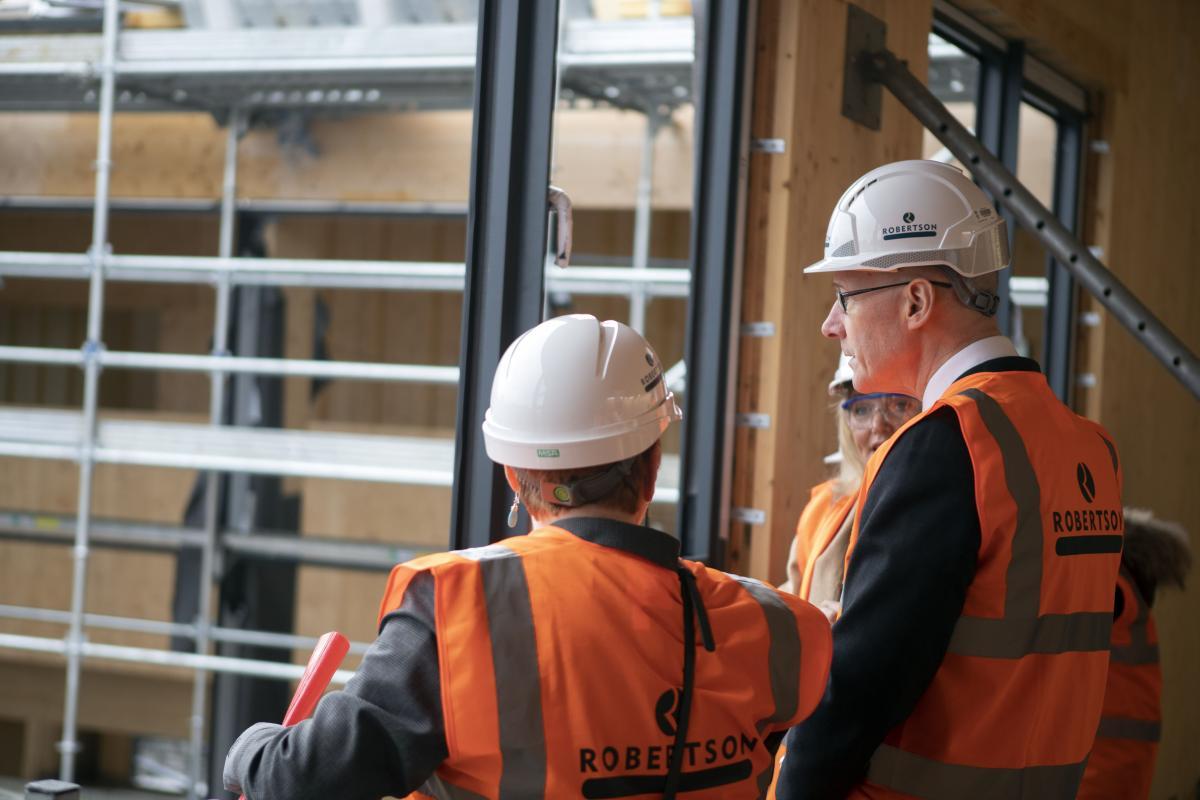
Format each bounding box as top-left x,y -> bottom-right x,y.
835,279 -> 954,312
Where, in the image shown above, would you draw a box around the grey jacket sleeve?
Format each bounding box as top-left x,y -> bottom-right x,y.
223,571 -> 448,800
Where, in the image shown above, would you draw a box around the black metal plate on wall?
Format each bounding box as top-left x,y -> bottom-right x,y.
842,3 -> 887,130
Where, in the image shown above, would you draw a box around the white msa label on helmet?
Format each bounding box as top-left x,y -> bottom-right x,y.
537,448 -> 560,458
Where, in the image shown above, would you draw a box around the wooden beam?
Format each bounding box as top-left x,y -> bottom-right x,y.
731,0 -> 930,584
0,109 -> 695,211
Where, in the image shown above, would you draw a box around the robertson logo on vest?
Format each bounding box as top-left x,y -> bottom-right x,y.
1052,461 -> 1124,556
1077,462 -> 1096,503
578,687 -> 757,798
655,688 -> 680,736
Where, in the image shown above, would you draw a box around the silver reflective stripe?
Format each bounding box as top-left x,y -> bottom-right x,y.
458,542 -> 520,562
418,775 -> 490,800
961,388 -> 1042,621
947,389 -> 1110,658
1096,716 -> 1161,742
1111,571 -> 1158,665
1098,433 -> 1119,476
1110,641 -> 1159,664
948,612 -> 1113,658
867,744 -> 1087,800
729,575 -> 801,732
479,549 -> 547,799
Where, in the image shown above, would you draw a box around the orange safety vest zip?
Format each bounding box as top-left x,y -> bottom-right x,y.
840,370 -> 1123,800
1077,567 -> 1162,800
376,524 -> 833,799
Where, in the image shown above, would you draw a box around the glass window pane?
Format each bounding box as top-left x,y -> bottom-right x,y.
923,32 -> 980,171
0,4 -> 480,786
548,0 -> 695,535
1011,100 -> 1060,363
1017,102 -> 1057,209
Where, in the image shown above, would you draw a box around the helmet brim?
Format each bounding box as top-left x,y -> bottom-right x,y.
482,393 -> 682,470
803,253 -> 953,274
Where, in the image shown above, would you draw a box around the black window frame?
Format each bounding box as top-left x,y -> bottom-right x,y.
933,1 -> 1087,403
450,0 -> 755,566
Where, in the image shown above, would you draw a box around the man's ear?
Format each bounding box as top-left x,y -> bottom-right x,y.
903,279 -> 937,330
503,464 -> 521,494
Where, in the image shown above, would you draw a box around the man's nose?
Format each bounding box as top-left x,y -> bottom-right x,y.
821,300 -> 844,339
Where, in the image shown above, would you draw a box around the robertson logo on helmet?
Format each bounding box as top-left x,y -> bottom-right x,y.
881,216 -> 938,240
577,688 -> 758,796
640,363 -> 663,393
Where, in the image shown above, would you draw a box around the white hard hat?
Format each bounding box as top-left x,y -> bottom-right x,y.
828,352 -> 853,394
804,160 -> 1010,278
483,314 -> 682,470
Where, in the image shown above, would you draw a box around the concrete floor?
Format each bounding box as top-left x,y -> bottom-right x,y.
0,777 -> 176,799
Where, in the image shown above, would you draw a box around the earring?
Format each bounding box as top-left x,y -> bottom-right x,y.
507,495 -> 520,528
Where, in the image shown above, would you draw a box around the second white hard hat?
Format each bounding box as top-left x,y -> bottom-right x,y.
829,352 -> 854,394
804,160 -> 1010,278
482,314 -> 682,470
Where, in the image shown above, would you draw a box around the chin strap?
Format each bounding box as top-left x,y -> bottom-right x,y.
967,289 -> 1001,316
539,457 -> 636,507
946,271 -> 1000,317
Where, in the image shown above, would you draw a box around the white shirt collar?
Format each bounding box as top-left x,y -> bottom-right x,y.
921,335 -> 1019,409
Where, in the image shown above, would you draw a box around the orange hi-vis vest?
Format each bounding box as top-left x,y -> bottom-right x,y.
791,479 -> 856,601
843,369 -> 1123,800
1077,567 -> 1162,800
377,523 -> 833,799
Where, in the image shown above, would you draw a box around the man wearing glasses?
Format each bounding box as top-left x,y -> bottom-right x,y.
774,160 -> 1123,800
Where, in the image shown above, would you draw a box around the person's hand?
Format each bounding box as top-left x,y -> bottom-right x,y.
816,599 -> 842,624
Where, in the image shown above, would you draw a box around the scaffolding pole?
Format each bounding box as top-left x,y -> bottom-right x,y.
59,0 -> 119,779
0,509 -> 434,570
862,49 -> 1200,401
630,111 -> 659,334
0,604 -> 373,656
0,632 -> 357,685
186,107 -> 242,800
0,250 -> 690,295
0,345 -> 462,385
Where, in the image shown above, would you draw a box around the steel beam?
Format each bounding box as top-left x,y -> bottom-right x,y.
676,0 -> 756,563
449,0 -> 560,549
863,49 -> 1200,400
